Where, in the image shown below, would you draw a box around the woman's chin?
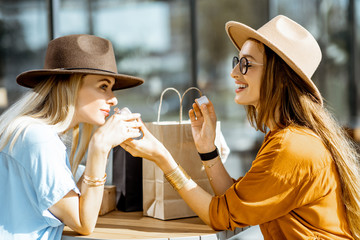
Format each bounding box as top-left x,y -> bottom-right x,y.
234,96 -> 246,105
234,96 -> 257,106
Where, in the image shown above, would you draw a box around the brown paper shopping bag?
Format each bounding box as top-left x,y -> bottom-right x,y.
142,87 -> 228,220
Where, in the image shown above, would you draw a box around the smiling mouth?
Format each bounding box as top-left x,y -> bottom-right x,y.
236,83 -> 248,89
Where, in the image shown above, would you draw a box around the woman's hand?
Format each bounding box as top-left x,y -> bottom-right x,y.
120,119 -> 168,162
91,111 -> 142,154
189,100 -> 217,153
120,120 -> 177,173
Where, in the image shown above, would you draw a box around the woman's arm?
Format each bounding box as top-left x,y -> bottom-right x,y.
202,155 -> 234,195
178,180 -> 213,226
49,141 -> 108,235
189,102 -> 233,195
124,138 -> 213,226
156,152 -> 213,226
49,113 -> 142,235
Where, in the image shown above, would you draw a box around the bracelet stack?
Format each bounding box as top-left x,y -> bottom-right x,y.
83,173 -> 107,186
164,165 -> 191,191
198,147 -> 219,161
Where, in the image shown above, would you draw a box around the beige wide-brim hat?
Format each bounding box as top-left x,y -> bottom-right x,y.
16,34 -> 144,90
226,15 -> 323,105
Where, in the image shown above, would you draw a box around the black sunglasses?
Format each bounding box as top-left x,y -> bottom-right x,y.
232,56 -> 263,75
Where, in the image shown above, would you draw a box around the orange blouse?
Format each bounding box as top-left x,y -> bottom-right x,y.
209,126 -> 353,239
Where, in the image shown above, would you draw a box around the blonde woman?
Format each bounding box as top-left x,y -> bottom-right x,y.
0,34 -> 143,239
123,15 -> 360,239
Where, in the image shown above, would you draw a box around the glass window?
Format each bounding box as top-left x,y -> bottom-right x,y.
354,0 -> 360,127
0,0 -> 48,114
58,0 -> 193,122
270,0 -> 359,126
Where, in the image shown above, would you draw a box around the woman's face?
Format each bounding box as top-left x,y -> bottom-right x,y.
73,74 -> 118,126
231,39 -> 264,108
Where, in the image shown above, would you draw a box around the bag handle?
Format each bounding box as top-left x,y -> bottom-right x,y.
157,87 -> 202,123
180,87 -> 202,122
157,88 -> 182,123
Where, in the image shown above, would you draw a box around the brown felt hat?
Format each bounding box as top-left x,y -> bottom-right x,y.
16,34 -> 144,90
226,15 -> 323,105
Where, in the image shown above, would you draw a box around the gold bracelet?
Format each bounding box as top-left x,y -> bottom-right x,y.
202,158 -> 220,169
83,173 -> 107,187
165,165 -> 190,191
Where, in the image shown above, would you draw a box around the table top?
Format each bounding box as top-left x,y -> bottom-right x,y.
62,211 -> 220,240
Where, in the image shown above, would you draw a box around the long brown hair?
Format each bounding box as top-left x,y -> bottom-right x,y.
246,40 -> 360,239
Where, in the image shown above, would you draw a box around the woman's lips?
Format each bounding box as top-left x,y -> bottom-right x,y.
101,109 -> 110,117
235,81 -> 248,93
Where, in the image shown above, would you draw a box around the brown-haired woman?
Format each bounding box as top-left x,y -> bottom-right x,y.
123,15 -> 360,239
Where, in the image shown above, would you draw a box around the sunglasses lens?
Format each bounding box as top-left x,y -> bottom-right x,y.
240,57 -> 248,75
232,56 -> 239,69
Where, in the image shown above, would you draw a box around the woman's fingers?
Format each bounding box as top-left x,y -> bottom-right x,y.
136,117 -> 152,136
125,121 -> 143,128
112,111 -> 142,131
200,104 -> 211,122
192,103 -> 203,119
189,109 -> 196,122
122,120 -> 143,140
113,112 -> 141,122
101,111 -> 143,145
124,133 -> 141,142
120,126 -> 158,160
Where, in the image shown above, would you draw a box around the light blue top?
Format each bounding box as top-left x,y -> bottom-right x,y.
0,124 -> 80,240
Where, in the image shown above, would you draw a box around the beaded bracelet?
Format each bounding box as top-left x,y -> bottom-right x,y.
83,173 -> 107,187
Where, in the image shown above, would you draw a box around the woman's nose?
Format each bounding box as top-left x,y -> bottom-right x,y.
108,92 -> 118,106
230,64 -> 241,79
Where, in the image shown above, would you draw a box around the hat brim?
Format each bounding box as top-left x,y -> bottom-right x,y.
225,21 -> 323,105
16,69 -> 144,90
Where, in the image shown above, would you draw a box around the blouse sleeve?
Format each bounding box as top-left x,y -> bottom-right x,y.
209,129 -> 333,231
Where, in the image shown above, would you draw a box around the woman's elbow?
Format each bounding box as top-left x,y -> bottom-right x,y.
72,224 -> 95,236
75,228 -> 93,236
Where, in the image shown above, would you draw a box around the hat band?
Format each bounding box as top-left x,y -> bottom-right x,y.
60,67 -> 116,74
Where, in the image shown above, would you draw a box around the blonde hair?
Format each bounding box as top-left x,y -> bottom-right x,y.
0,74 -> 94,176
246,40 -> 360,239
